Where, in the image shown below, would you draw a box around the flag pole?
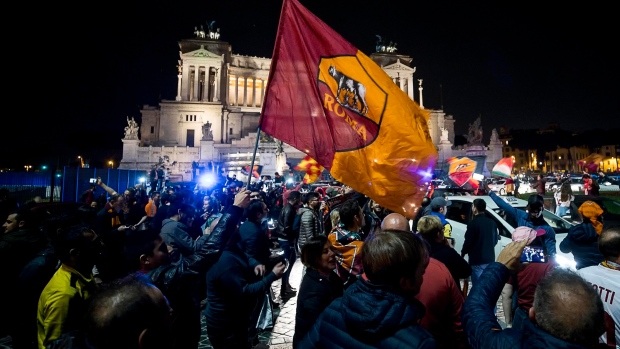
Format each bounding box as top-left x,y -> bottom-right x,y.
246,126 -> 261,190
247,0 -> 288,190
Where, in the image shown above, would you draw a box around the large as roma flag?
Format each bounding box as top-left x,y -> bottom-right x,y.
259,0 -> 437,218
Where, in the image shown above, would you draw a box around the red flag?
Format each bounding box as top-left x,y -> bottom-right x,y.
294,155 -> 324,184
260,0 -> 437,218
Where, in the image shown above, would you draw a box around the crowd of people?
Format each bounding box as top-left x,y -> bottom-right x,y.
0,172 -> 618,349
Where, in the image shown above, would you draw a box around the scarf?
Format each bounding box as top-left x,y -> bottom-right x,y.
578,201 -> 603,234
601,260 -> 620,271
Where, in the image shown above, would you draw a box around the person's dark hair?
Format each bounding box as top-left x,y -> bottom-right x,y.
166,203 -> 194,219
159,193 -> 171,205
338,199 -> 361,228
150,191 -> 161,199
303,192 -> 320,205
246,200 -> 265,223
204,196 -> 221,216
527,194 -> 544,211
533,268 -> 605,346
51,225 -> 94,263
599,226 -> 620,261
473,198 -> 486,212
83,273 -> 171,349
301,235 -> 329,269
124,229 -> 163,272
362,230 -> 427,287
10,208 -> 33,229
41,213 -> 81,240
288,191 -> 301,203
420,197 -> 431,208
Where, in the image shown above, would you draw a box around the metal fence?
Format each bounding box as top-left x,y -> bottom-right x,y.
0,167 -> 148,205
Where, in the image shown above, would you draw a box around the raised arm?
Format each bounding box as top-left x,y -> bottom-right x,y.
96,177 -> 118,196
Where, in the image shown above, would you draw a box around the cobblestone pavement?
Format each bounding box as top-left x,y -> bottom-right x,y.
1,259 -> 505,349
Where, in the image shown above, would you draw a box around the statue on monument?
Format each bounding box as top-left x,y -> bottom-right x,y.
124,116 -> 139,140
202,121 -> 213,141
490,128 -> 499,143
466,116 -> 483,146
194,25 -> 206,39
440,127 -> 450,142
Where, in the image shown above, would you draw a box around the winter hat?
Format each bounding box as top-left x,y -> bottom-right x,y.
512,226 -> 546,245
578,201 -> 604,234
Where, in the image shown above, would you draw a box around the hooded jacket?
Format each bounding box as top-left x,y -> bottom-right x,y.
297,279 -> 436,349
559,222 -> 604,270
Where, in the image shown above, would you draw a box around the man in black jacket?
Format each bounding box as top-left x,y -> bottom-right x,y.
275,190 -> 301,296
124,190 -> 251,349
461,198 -> 499,287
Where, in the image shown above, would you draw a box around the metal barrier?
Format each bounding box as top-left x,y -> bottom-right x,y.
0,167 -> 147,205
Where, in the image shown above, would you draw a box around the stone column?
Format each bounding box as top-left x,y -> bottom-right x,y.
418,80 -> 424,109
193,67 -> 199,101
181,64 -> 189,100
213,68 -> 219,102
243,76 -> 248,106
261,78 -> 266,104
235,76 -> 239,106
407,75 -> 414,100
176,74 -> 182,101
401,77 -> 406,93
202,67 -> 208,102
252,77 -> 257,107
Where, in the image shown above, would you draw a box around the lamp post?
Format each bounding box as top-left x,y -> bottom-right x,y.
108,160 -> 114,168
24,165 -> 32,172
77,156 -> 84,168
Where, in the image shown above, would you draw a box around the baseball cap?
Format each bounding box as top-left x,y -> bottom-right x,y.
430,197 -> 451,209
512,226 -> 546,245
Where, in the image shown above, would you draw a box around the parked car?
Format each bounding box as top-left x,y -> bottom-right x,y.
550,195 -> 620,228
445,195 -> 576,269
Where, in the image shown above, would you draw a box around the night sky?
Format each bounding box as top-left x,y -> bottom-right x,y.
6,0 -> 618,170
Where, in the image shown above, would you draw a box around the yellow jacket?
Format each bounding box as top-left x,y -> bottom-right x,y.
37,264 -> 97,348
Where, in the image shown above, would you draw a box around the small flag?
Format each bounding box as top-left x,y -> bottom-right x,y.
295,155 -> 324,184
492,158 -> 514,178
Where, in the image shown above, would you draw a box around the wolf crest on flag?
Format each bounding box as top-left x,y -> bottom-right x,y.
258,0 -> 437,218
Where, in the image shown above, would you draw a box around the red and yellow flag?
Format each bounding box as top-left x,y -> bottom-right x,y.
295,155 -> 324,184
259,0 -> 437,218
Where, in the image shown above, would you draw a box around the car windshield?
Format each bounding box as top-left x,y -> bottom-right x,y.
495,207 -> 572,234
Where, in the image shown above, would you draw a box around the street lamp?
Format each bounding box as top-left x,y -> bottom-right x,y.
77,156 -> 84,168
24,165 -> 32,172
108,161 -> 114,168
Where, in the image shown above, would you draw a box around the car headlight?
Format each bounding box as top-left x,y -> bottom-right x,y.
554,254 -> 577,270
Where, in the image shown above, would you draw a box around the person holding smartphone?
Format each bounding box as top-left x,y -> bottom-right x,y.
501,226 -> 557,330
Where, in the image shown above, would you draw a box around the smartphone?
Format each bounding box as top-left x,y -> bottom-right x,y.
89,178 -> 97,184
520,246 -> 546,263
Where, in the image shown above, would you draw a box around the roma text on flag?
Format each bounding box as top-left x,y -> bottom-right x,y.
295,155 -> 324,184
260,0 -> 437,218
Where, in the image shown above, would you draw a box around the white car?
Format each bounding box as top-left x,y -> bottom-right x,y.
445,195 -> 577,269
487,179 -> 507,195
